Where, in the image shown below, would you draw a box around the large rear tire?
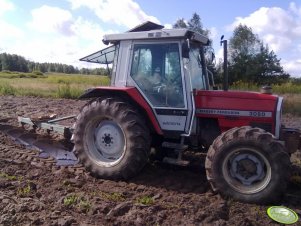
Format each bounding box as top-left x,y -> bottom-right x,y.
73,97 -> 150,180
205,126 -> 291,204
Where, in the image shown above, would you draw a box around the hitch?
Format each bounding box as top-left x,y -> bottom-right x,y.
18,115 -> 76,140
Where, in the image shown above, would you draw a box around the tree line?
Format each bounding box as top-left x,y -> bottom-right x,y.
0,53 -> 108,75
174,13 -> 296,85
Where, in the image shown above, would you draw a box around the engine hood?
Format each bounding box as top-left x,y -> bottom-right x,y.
194,90 -> 282,138
194,90 -> 278,111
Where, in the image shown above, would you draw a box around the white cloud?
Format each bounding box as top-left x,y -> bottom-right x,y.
282,59 -> 301,76
9,35 -> 94,66
209,27 -> 218,40
0,0 -> 14,15
71,17 -> 116,42
0,1 -> 23,54
28,5 -> 111,40
1,1 -> 157,70
0,21 -> 24,41
0,21 -> 24,54
228,2 -> 301,77
215,47 -> 224,64
289,2 -> 301,15
164,23 -> 172,29
67,0 -> 160,28
28,5 -> 74,35
228,6 -> 298,51
13,5 -> 116,68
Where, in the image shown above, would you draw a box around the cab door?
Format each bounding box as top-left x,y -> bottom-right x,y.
128,42 -> 193,134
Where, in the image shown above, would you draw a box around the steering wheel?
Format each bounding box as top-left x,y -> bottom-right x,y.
153,84 -> 166,93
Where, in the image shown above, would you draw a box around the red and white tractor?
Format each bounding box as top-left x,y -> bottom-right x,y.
73,22 -> 300,204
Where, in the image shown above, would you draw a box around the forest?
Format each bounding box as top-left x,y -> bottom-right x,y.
0,52 -> 108,75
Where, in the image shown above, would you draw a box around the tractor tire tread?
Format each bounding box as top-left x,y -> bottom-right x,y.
205,126 -> 291,204
73,97 -> 150,180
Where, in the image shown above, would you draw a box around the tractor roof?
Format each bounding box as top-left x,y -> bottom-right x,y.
80,21 -> 209,65
102,21 -> 209,45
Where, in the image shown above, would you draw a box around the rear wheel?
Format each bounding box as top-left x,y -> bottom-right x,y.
205,126 -> 291,204
73,97 -> 150,180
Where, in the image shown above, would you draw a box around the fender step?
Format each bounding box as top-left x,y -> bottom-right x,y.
163,157 -> 190,166
162,142 -> 188,151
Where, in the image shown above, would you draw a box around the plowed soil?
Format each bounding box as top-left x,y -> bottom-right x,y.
0,95 -> 300,226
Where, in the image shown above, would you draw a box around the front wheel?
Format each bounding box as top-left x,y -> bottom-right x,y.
205,126 -> 291,204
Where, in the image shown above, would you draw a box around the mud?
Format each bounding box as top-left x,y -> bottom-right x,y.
0,95 -> 300,226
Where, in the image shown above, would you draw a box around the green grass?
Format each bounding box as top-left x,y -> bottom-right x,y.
63,194 -> 78,206
230,81 -> 259,91
99,191 -> 126,202
136,195 -> 154,205
0,71 -> 110,98
282,94 -> 301,116
0,172 -> 17,181
230,80 -> 301,94
63,194 -> 92,212
273,83 -> 301,94
0,82 -> 16,95
17,183 -> 31,197
0,70 -> 45,79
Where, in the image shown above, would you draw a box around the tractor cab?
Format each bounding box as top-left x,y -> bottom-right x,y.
81,21 -> 211,135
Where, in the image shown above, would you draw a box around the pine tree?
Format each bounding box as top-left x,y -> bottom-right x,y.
228,24 -> 290,85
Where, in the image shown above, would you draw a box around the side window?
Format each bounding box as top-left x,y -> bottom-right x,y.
130,43 -> 184,108
131,48 -> 152,78
189,45 -> 206,90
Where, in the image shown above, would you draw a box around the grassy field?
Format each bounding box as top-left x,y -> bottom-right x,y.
1,71 -> 301,115
231,80 -> 301,94
280,94 -> 301,116
0,71 -> 110,99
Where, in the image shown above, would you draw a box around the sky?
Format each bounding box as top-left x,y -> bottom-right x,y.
1,0 -> 301,77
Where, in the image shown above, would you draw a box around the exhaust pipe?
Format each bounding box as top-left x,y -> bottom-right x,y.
221,37 -> 228,91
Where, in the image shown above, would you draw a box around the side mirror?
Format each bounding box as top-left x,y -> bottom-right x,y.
182,40 -> 190,58
205,48 -> 215,65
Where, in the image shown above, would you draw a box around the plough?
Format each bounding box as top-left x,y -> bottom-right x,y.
0,115 -> 78,166
17,115 -> 76,140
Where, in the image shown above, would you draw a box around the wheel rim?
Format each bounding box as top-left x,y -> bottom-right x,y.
222,147 -> 271,194
85,119 -> 126,167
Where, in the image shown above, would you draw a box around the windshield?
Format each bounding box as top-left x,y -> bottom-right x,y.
188,44 -> 208,90
80,45 -> 118,76
80,45 -> 116,64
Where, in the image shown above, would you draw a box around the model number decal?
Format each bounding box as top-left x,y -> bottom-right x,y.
249,111 -> 268,117
162,121 -> 181,126
196,109 -> 272,118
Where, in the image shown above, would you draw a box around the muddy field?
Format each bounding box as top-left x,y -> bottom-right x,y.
0,95 -> 300,226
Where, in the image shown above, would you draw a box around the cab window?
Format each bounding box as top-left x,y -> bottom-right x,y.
130,43 -> 184,108
189,44 -> 207,90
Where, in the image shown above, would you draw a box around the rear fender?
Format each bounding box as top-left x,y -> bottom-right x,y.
79,87 -> 163,135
